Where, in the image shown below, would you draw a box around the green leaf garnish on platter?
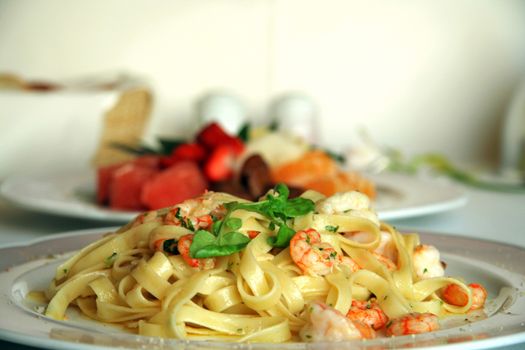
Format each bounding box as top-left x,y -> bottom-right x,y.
189,183 -> 315,258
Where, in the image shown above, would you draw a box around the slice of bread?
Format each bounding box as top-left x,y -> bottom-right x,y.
92,87 -> 152,167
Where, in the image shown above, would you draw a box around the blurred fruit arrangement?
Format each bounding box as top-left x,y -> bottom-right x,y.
97,122 -> 376,211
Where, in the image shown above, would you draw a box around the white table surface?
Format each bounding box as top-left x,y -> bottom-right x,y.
0,184 -> 524,350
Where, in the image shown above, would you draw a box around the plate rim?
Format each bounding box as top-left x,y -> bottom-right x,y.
0,170 -> 467,223
0,227 -> 524,350
0,172 -> 136,222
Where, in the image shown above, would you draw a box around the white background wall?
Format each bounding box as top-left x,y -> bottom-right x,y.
1,0 -> 525,168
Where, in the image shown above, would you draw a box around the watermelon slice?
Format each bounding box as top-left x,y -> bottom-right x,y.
133,155 -> 161,168
141,161 -> 208,209
109,164 -> 159,210
96,163 -> 124,205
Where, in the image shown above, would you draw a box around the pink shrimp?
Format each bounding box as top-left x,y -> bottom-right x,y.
164,207 -> 214,230
290,229 -> 340,276
346,299 -> 389,330
373,252 -> 396,271
340,256 -> 361,272
442,283 -> 487,310
345,230 -> 398,263
386,312 -> 440,336
300,301 -> 375,341
163,192 -> 228,229
177,234 -> 216,270
412,244 -> 445,279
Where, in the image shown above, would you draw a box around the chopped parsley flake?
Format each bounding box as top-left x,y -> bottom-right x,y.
325,225 -> 339,233
162,239 -> 179,255
186,218 -> 195,231
104,252 -> 118,268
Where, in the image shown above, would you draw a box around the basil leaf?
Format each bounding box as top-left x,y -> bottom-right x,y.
190,230 -> 218,258
224,218 -> 242,231
219,184 -> 314,250
211,219 -> 223,236
193,243 -> 249,258
221,232 -> 251,246
191,230 -> 250,259
273,183 -> 290,201
224,201 -> 267,216
283,197 -> 315,217
267,225 -> 296,248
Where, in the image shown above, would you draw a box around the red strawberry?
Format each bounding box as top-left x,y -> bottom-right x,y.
161,143 -> 206,167
196,122 -> 232,150
173,143 -> 206,162
223,136 -> 245,155
203,145 -> 236,182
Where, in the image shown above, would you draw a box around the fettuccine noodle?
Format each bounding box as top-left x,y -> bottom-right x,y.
44,187 -> 479,342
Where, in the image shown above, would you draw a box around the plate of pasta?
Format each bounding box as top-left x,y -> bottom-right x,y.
0,186 -> 523,350
0,170 -> 466,223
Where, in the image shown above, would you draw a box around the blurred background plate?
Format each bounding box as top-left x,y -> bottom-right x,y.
0,170 -> 466,223
0,171 -> 136,223
372,172 -> 467,220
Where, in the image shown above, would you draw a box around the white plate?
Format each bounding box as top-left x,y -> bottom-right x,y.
371,173 -> 467,220
0,170 -> 136,222
0,228 -> 524,350
0,170 -> 467,223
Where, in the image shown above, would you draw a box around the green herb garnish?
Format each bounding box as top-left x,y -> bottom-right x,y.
174,208 -> 195,231
224,183 -> 315,248
237,123 -> 251,142
111,137 -> 185,156
190,217 -> 251,259
325,225 -> 339,233
163,239 -> 179,255
388,152 -> 525,193
104,252 -> 118,268
189,183 -> 315,258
